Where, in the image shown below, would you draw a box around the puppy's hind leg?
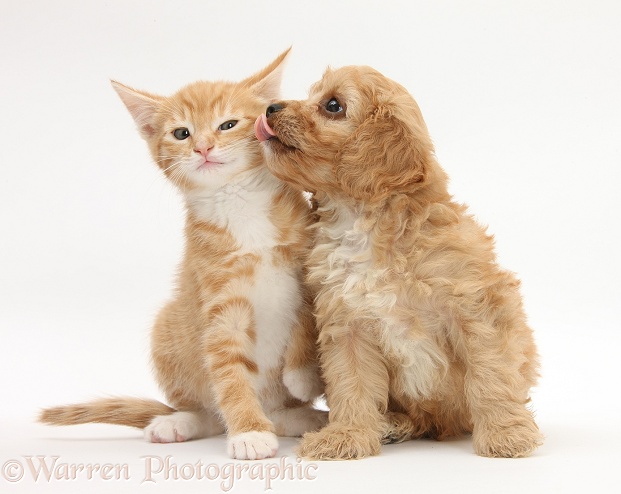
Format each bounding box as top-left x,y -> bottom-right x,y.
455,315 -> 543,458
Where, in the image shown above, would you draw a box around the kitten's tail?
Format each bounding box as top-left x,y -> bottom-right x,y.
38,397 -> 175,429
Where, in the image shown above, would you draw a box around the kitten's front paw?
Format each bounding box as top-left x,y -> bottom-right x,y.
283,366 -> 323,402
227,431 -> 279,460
145,412 -> 202,443
298,423 -> 381,460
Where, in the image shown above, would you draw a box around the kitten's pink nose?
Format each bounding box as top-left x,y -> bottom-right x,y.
194,146 -> 213,158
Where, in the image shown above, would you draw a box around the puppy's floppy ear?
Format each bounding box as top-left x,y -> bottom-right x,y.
335,105 -> 431,202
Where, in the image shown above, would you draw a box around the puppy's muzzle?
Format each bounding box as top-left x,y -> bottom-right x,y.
266,103 -> 285,117
255,113 -> 276,142
255,102 -> 287,143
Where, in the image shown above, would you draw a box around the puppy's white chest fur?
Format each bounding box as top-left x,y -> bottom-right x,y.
317,204 -> 390,313
314,200 -> 446,400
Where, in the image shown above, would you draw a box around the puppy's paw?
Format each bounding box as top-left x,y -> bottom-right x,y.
227,431 -> 279,460
381,412 -> 419,445
298,423 -> 381,460
474,419 -> 543,458
283,366 -> 323,402
145,411 -> 203,443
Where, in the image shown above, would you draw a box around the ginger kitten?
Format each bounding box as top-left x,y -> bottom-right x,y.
40,50 -> 326,460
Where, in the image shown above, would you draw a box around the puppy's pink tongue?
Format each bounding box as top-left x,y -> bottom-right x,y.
255,113 -> 276,142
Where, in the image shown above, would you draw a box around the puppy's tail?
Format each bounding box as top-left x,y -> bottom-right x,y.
38,397 -> 175,429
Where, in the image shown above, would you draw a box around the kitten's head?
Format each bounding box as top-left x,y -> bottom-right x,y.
112,49 -> 289,192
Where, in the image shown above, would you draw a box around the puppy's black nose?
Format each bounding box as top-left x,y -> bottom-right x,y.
266,103 -> 284,117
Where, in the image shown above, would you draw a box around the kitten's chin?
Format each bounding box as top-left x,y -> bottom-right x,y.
197,160 -> 224,171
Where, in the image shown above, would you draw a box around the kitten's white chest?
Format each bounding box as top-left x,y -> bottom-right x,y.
251,257 -> 299,374
187,170 -> 279,251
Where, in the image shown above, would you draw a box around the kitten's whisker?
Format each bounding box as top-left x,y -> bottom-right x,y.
161,159 -> 185,174
154,155 -> 181,165
168,166 -> 186,190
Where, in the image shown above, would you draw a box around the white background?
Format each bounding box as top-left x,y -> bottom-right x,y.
1,1 -> 620,493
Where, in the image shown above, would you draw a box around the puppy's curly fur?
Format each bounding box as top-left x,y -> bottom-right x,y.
259,66 -> 542,459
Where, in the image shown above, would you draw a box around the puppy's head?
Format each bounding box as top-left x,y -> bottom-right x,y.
256,66 -> 436,202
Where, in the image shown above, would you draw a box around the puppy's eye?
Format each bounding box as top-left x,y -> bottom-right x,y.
218,120 -> 238,131
325,98 -> 343,113
173,128 -> 190,140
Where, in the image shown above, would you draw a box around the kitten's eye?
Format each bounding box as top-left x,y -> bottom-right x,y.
325,98 -> 343,113
173,128 -> 190,140
219,120 -> 238,131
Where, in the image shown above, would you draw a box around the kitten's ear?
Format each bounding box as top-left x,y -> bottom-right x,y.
111,80 -> 162,140
241,47 -> 291,102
